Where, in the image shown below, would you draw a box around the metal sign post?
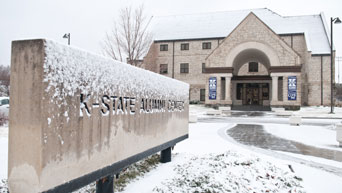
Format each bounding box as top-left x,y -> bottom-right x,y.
96,175 -> 114,193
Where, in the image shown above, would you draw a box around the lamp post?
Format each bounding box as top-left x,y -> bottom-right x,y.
63,33 -> 70,45
330,17 -> 341,114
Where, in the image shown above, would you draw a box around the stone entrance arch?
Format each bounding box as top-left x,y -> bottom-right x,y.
204,13 -> 302,108
232,48 -> 271,75
225,41 -> 280,68
227,42 -> 280,108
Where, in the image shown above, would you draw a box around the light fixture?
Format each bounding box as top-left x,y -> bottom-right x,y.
63,33 -> 70,45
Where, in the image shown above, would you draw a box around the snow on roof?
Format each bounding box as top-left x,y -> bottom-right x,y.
149,8 -> 330,55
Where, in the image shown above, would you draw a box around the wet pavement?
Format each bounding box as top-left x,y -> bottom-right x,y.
227,124 -> 342,162
228,111 -> 266,117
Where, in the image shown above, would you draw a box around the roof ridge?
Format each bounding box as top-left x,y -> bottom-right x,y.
261,8 -> 283,17
283,14 -> 321,18
153,8 -> 269,18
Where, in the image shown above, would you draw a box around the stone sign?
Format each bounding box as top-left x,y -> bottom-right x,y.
8,39 -> 189,193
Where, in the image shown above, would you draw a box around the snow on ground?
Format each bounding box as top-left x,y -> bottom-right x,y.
0,126 -> 8,180
264,123 -> 342,152
122,122 -> 342,193
294,106 -> 342,118
123,123 -> 305,193
122,123 -> 230,193
175,122 -> 233,155
292,162 -> 342,193
153,151 -> 304,193
189,104 -> 215,117
276,151 -> 342,169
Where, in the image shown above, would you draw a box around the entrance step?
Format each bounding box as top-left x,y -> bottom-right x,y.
231,105 -> 271,111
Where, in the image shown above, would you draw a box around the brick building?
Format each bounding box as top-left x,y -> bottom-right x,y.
143,8 -> 335,109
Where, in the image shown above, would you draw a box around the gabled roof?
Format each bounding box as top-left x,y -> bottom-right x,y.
149,8 -> 330,55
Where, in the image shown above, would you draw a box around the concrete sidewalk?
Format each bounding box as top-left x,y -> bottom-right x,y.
272,107 -> 342,119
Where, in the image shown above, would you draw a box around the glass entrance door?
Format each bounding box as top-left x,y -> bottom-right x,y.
245,83 -> 260,105
236,82 -> 269,106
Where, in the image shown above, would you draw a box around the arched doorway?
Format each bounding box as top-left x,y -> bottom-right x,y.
231,48 -> 273,109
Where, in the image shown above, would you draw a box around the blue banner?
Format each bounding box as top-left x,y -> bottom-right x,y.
288,76 -> 297,100
209,77 -> 217,100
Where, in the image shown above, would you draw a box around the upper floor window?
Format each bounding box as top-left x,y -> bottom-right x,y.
202,63 -> 206,73
202,42 -> 211,49
180,63 -> 189,73
160,44 -> 168,51
160,64 -> 168,74
248,62 -> 258,72
181,43 -> 189,50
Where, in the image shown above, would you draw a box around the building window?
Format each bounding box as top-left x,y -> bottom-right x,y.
180,63 -> 189,73
202,63 -> 206,73
236,83 -> 243,100
160,64 -> 168,74
181,43 -> 189,50
200,89 -> 205,101
202,42 -> 211,49
248,62 -> 258,72
160,44 -> 168,51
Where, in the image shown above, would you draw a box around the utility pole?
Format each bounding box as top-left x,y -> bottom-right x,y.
330,17 -> 341,113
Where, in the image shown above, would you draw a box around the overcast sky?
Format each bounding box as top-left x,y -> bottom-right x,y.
1,0 -> 342,80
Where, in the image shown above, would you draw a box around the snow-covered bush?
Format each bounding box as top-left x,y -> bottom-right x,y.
0,113 -> 8,126
0,179 -> 8,193
154,151 -> 305,193
0,65 -> 10,97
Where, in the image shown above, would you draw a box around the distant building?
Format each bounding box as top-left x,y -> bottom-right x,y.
143,8 -> 335,109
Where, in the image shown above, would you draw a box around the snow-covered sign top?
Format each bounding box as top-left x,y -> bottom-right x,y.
149,8 -> 331,55
44,40 -> 189,102
8,39 -> 189,193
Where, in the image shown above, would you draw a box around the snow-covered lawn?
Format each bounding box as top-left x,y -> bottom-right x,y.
294,106 -> 342,118
276,151 -> 342,169
123,123 -> 304,192
122,122 -> 342,193
0,126 -> 8,180
264,124 -> 342,152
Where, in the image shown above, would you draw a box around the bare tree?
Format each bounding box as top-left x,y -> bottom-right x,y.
0,65 -> 10,96
102,5 -> 153,67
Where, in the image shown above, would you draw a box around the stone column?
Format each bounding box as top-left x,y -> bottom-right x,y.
225,74 -> 233,104
259,84 -> 263,105
271,75 -> 278,104
216,76 -> 221,101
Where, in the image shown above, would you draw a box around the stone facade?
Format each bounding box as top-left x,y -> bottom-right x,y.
143,12 -> 334,108
238,63 -> 268,76
206,14 -> 301,68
